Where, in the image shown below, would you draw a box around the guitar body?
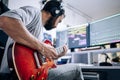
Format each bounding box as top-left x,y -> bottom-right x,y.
12,43 -> 38,80
8,40 -> 56,80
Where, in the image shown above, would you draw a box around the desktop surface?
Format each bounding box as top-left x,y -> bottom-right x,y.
76,63 -> 120,80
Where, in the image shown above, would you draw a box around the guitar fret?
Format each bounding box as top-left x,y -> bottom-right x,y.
56,47 -> 64,54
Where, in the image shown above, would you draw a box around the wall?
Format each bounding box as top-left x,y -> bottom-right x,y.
8,0 -> 41,9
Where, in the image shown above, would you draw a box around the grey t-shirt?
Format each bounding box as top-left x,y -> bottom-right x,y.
0,6 -> 44,73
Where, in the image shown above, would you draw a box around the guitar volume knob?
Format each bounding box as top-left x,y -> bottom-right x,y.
37,71 -> 41,76
30,75 -> 35,80
42,77 -> 45,80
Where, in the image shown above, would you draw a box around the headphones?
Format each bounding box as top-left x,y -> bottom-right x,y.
42,0 -> 65,17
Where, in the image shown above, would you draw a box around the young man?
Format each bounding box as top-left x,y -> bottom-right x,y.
0,0 -> 84,80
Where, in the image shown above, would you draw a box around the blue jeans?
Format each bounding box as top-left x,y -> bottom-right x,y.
47,64 -> 84,80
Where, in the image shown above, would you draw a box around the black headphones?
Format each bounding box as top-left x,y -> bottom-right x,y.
42,0 -> 65,17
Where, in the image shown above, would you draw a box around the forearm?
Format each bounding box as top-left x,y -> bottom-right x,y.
0,16 -> 43,51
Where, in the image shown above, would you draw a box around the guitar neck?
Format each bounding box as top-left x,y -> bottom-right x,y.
56,47 -> 64,54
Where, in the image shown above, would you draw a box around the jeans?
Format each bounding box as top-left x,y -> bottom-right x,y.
47,64 -> 84,80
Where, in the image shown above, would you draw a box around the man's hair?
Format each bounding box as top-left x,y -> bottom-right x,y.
42,0 -> 65,17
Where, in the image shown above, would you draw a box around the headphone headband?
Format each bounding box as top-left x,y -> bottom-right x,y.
42,0 -> 64,17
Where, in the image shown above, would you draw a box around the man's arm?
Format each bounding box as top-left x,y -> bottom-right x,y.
0,16 -> 58,59
0,16 -> 41,50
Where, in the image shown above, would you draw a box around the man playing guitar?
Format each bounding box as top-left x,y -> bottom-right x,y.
0,0 -> 84,80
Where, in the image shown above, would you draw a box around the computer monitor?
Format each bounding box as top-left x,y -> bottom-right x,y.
56,29 -> 68,48
90,13 -> 120,46
43,32 -> 52,42
67,23 -> 90,49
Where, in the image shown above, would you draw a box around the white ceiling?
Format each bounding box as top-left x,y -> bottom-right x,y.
63,0 -> 120,21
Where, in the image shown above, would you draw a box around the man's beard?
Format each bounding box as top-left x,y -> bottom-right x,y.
44,17 -> 57,30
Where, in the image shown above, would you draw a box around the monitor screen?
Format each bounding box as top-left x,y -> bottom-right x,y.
43,32 -> 52,42
56,30 -> 68,48
68,24 -> 89,49
90,13 -> 120,46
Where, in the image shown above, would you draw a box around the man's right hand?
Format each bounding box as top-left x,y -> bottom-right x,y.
39,43 -> 58,60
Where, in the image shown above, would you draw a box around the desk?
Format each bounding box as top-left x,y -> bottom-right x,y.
80,65 -> 120,69
67,48 -> 120,64
80,65 -> 120,80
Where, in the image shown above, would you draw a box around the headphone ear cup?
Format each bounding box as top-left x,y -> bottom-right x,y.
50,7 -> 60,17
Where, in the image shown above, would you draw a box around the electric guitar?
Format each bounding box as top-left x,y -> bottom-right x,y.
7,39 -> 64,80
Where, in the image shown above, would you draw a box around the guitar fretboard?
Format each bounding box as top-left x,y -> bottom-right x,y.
56,47 -> 64,54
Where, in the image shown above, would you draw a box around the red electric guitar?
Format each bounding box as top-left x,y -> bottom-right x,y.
7,40 -> 64,80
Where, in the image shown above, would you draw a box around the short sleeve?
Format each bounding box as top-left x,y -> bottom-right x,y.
0,6 -> 40,26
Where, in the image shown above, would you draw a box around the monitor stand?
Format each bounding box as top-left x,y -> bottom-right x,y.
70,48 -> 75,52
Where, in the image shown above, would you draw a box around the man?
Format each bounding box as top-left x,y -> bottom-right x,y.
0,0 -> 84,80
